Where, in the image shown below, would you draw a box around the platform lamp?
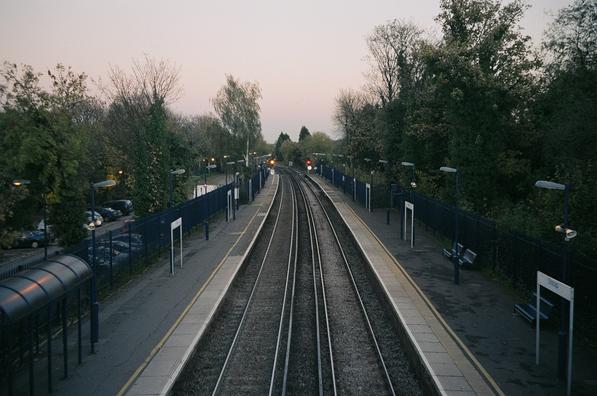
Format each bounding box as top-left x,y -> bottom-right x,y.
12,179 -> 50,261
90,179 -> 116,352
535,180 -> 576,379
168,168 -> 186,208
440,166 -> 460,285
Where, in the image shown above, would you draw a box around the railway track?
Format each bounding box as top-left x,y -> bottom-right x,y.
173,169 -> 422,395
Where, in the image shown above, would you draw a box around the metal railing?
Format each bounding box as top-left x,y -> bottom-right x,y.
318,164 -> 596,334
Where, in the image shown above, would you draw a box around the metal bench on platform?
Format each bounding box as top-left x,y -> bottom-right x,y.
459,249 -> 477,268
514,292 -> 555,325
442,242 -> 464,260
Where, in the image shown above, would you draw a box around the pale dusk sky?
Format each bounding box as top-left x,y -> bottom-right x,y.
0,0 -> 571,142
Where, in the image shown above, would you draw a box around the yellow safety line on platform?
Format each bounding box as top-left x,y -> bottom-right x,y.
341,200 -> 505,396
117,177 -> 278,396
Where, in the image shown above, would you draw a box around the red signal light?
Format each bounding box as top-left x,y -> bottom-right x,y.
306,159 -> 312,166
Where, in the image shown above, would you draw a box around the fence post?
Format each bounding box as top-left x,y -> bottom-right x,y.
109,231 -> 113,289
128,223 -> 132,274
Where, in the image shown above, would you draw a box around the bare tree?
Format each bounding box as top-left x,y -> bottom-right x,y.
365,20 -> 424,106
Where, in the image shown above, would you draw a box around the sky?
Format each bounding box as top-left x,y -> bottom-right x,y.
0,0 -> 572,142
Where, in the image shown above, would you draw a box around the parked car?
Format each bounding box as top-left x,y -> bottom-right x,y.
97,207 -> 123,222
85,211 -> 103,227
97,240 -> 142,255
12,230 -> 48,248
104,200 -> 133,215
88,245 -> 129,268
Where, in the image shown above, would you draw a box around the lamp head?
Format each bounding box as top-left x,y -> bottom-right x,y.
440,166 -> 457,173
565,229 -> 577,241
12,179 -> 31,187
535,180 -> 566,190
93,179 -> 116,189
410,181 -> 417,189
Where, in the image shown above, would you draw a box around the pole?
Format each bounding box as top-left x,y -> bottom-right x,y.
558,185 -> 570,378
453,171 -> 460,285
168,173 -> 173,208
90,187 -> 98,352
43,193 -> 48,261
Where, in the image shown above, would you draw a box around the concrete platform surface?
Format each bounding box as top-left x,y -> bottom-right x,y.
46,175 -> 278,396
125,174 -> 279,395
312,175 -> 501,396
312,174 -> 597,396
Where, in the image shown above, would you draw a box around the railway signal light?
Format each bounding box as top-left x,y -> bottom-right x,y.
306,159 -> 312,166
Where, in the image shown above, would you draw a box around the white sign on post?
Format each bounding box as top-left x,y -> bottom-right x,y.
227,190 -> 233,222
404,201 -> 415,248
536,271 -> 574,396
170,217 -> 183,274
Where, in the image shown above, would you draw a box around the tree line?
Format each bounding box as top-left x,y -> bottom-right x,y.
333,0 -> 596,259
0,56 -> 267,249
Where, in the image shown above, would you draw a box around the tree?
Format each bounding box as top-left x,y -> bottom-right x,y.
365,20 -> 425,107
534,0 -> 597,257
106,56 -> 182,215
300,132 -> 334,160
274,132 -> 291,159
298,126 -> 311,141
543,0 -> 597,73
425,0 -> 539,211
0,63 -> 92,246
212,75 -> 262,167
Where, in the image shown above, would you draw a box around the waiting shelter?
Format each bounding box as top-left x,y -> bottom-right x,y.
0,255 -> 95,395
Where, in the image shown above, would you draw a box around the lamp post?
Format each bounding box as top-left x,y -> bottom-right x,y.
168,168 -> 186,208
440,166 -> 460,284
535,180 -> 575,379
12,179 -> 49,261
90,179 -> 116,352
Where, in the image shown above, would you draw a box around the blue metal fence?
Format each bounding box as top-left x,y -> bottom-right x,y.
2,169 -> 271,292
317,164 -> 596,333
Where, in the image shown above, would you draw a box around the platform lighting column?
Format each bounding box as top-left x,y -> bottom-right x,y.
534,180 -> 576,379
90,179 -> 116,351
440,166 -> 460,284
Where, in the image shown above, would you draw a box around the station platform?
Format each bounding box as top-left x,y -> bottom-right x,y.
311,174 -> 597,396
311,175 -> 500,395
49,175 -> 278,396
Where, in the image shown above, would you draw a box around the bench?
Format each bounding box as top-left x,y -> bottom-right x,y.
442,243 -> 464,259
514,293 -> 555,325
459,249 -> 477,268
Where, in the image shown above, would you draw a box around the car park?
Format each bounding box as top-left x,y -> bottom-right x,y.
104,200 -> 134,215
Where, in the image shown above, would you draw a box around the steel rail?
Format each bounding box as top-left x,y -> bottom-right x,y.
301,173 -> 397,396
270,178 -> 298,395
290,169 -> 338,395
211,180 -> 289,396
284,171 -> 335,396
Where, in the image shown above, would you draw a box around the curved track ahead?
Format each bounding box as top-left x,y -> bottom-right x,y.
174,169 -> 422,395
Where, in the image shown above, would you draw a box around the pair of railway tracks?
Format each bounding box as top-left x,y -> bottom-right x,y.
173,170 -> 420,395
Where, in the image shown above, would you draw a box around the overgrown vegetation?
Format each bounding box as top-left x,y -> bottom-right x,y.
330,0 -> 596,260
1,56 -> 268,249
